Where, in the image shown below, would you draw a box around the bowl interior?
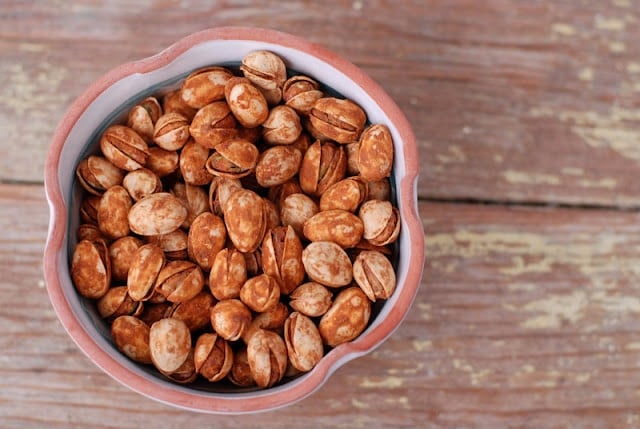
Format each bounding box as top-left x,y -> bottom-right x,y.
47,31 -> 420,412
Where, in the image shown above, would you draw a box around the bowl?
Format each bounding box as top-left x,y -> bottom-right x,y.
43,27 -> 424,414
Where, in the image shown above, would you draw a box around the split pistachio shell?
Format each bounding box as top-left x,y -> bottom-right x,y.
224,188 -> 267,253
160,349 -> 197,384
319,287 -> 371,347
97,185 -> 132,239
255,145 -> 302,188
289,282 -> 332,317
80,195 -> 100,225
242,302 -> 289,344
319,176 -> 368,212
71,239 -> 110,299
147,229 -> 188,260
205,139 -> 259,179
224,77 -> 269,128
194,333 -> 234,382
146,146 -> 179,178
166,291 -> 215,332
301,241 -> 353,287
111,316 -> 152,364
127,243 -> 166,301
179,139 -> 214,185
283,75 -> 324,115
309,97 -> 367,144
153,112 -> 190,151
76,155 -> 124,195
122,168 -> 162,202
128,192 -> 187,236
229,347 -> 255,387
171,182 -> 209,229
97,286 -> 142,321
127,96 -> 162,141
210,299 -> 252,341
154,260 -> 205,303
358,124 -> 394,182
268,179 -> 303,208
353,250 -> 396,301
240,274 -> 281,313
241,50 -> 287,104
149,318 -> 191,373
99,125 -> 149,171
77,223 -> 103,242
208,176 -> 242,217
162,89 -> 198,121
109,236 -> 142,282
246,329 -> 288,388
299,140 -> 347,196
262,105 -> 302,145
189,101 -> 237,149
358,199 -> 401,246
181,66 -> 234,109
208,248 -> 247,300
284,312 -> 323,372
261,225 -> 305,295
303,209 -> 364,249
187,212 -> 226,271
279,193 -> 319,238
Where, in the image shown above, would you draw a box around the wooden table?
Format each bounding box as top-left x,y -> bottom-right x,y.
3,1 -> 640,427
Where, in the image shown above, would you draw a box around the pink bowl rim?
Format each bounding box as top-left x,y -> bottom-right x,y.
43,26 -> 424,414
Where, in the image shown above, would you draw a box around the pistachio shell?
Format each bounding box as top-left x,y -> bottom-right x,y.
159,349 -> 197,384
189,101 -> 237,149
319,177 -> 368,213
127,243 -> 166,301
76,155 -> 124,195
239,274 -> 281,313
358,124 -> 394,182
246,329 -> 288,388
289,282 -> 332,317
181,66 -> 234,109
309,97 -> 367,144
194,333 -> 234,382
179,139 -> 214,185
208,248 -> 247,300
111,316 -> 152,364
353,250 -> 396,301
154,260 -> 205,303
224,188 -> 267,253
299,140 -> 347,196
255,145 -> 302,187
262,105 -> 302,145
229,347 -> 255,387
122,168 -> 162,202
284,312 -> 323,372
242,302 -> 289,343
147,229 -> 188,260
303,209 -> 364,248
301,241 -> 353,287
224,77 -> 269,128
97,185 -> 132,239
128,192 -> 187,236
166,291 -> 215,332
171,182 -> 209,229
210,299 -> 252,341
149,318 -> 191,373
208,176 -> 242,217
358,199 -> 401,246
283,75 -> 324,115
261,225 -> 305,295
127,97 -> 162,141
99,125 -> 149,171
71,239 -> 110,299
162,89 -> 198,121
187,212 -> 226,271
109,236 -> 143,282
279,193 -> 319,238
241,50 -> 287,104
153,112 -> 190,151
205,139 -> 259,179
145,146 -> 179,178
318,287 -> 371,347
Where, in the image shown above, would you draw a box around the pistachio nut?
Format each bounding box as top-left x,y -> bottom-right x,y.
358,124 -> 394,182
299,140 -> 347,196
99,125 -> 149,171
127,96 -> 162,142
122,168 -> 162,202
279,192 -> 319,238
97,185 -> 132,240
261,225 -> 305,295
242,302 -> 289,343
147,229 -> 188,260
301,241 -> 353,287
145,146 -> 179,178
188,101 -> 237,149
319,176 -> 368,212
76,155 -> 124,196
153,112 -> 190,151
289,282 -> 332,317
166,291 -> 215,332
224,77 -> 269,128
229,347 -> 255,387
149,318 -> 191,373
162,89 -> 198,121
179,139 -> 214,185
309,97 -> 367,144
318,286 -> 371,347
255,145 -> 302,188
128,192 -> 188,236
180,66 -> 234,109
210,299 -> 252,341
284,312 -> 323,372
109,236 -> 143,282
246,329 -> 288,388
154,260 -> 205,303
262,105 -> 302,145
187,212 -> 226,271
171,182 -> 209,229
194,333 -> 234,382
345,141 -> 360,176
358,199 -> 401,246
111,315 -> 152,364
240,50 -> 287,105
283,75 -> 324,115
268,179 -> 302,209
240,273 -> 281,313
71,239 -> 111,299
208,176 -> 242,217
208,248 -> 247,300
205,139 -> 259,179
353,250 -> 396,302
303,209 -> 364,249
127,243 -> 166,301
224,188 -> 267,253
97,286 -> 143,321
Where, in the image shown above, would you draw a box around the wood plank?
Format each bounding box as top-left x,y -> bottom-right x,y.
3,183 -> 640,427
3,1 -> 640,207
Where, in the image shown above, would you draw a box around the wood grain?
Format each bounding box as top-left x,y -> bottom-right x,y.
2,1 -> 640,207
2,183 -> 640,427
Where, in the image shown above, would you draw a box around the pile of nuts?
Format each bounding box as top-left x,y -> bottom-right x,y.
71,50 -> 400,389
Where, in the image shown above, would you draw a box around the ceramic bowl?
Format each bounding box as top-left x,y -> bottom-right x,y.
43,27 -> 423,414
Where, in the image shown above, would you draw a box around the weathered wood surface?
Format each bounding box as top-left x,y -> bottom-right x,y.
3,1 -> 640,206
3,0 -> 640,427
2,184 -> 640,427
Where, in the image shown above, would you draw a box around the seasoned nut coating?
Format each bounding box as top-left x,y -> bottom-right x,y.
358,199 -> 401,246
128,192 -> 187,236
246,329 -> 288,388
284,312 -> 323,372
261,225 -> 305,295
301,241 -> 353,288
194,333 -> 233,382
224,77 -> 269,128
99,125 -> 149,171
109,236 -> 142,282
111,316 -> 152,364
149,318 -> 191,373
71,239 -> 110,299
210,299 -> 252,341
352,250 -> 396,302
309,97 -> 366,144
154,260 -> 205,303
319,287 -> 371,347
181,66 -> 233,109
283,75 -> 323,115
122,168 -> 162,202
262,105 -> 302,145
358,124 -> 394,182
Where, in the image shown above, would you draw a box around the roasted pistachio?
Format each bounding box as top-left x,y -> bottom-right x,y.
127,243 -> 166,301
283,75 -> 323,115
289,282 -> 332,317
145,146 -> 179,178
205,139 -> 259,179
188,101 -> 237,149
358,124 -> 394,182
239,274 -> 281,313
241,50 -> 287,105
71,239 -> 110,299
153,112 -> 190,151
112,315 -> 152,364
303,209 -> 364,249
284,312 -> 323,372
127,96 -> 162,142
353,250 -> 396,302
181,66 -> 234,109
122,168 -> 162,202
187,212 -> 226,271
309,97 -> 366,144
128,192 -> 187,236
97,185 -> 132,239
166,291 -> 215,332
261,225 -> 305,295
76,155 -> 124,196
109,236 -> 143,282
319,176 -> 368,213
262,105 -> 302,145
179,139 -> 214,185
279,192 -> 319,238
224,188 -> 267,253
319,287 -> 371,347
210,299 -> 252,342
194,333 -> 233,382
99,125 -> 149,171
358,199 -> 401,246
246,329 -> 288,388
97,286 -> 143,321
154,260 -> 205,303
225,77 -> 269,128
255,145 -> 302,188
149,318 -> 191,373
208,248 -> 247,300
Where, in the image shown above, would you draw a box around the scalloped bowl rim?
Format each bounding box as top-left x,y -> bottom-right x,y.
43,27 -> 424,414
